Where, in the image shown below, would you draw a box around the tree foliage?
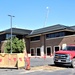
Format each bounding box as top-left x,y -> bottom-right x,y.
5,37 -> 25,53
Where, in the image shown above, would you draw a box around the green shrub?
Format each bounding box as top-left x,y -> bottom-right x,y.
5,37 -> 25,53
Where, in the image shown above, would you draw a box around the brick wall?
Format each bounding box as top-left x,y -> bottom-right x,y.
28,35 -> 75,56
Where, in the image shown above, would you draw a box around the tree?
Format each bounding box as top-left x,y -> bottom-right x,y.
4,37 -> 25,53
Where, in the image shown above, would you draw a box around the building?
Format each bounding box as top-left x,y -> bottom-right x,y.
0,28 -> 32,53
26,24 -> 75,57
0,24 -> 75,57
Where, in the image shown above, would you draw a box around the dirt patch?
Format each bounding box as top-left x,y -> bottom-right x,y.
31,65 -> 66,71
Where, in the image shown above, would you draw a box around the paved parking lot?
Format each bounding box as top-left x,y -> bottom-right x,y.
30,57 -> 54,67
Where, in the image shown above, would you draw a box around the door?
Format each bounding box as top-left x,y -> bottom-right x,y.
46,46 -> 52,56
36,48 -> 41,56
30,48 -> 35,56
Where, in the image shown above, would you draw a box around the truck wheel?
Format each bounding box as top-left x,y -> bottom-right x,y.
71,58 -> 75,68
54,62 -> 59,66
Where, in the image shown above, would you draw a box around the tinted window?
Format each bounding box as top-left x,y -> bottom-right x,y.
46,32 -> 65,39
31,36 -> 40,41
51,34 -> 55,38
62,46 -> 75,51
6,34 -> 16,39
67,46 -> 75,51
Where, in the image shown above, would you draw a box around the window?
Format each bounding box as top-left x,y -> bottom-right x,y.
6,34 -> 16,39
46,46 -> 52,56
36,47 -> 41,56
54,46 -> 60,52
50,34 -> 55,38
62,46 -> 75,51
46,32 -> 65,39
30,36 -> 40,41
55,33 -> 60,37
59,32 -> 65,36
30,48 -> 35,56
46,34 -> 51,38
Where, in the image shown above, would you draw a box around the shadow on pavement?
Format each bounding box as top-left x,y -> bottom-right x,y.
48,64 -> 72,68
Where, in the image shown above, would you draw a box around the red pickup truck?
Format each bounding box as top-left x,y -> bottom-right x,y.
54,45 -> 75,68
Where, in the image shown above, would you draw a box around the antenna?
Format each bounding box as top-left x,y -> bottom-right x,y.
43,7 -> 49,27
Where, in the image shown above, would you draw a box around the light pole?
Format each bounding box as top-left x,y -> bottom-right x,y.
44,7 -> 49,27
8,15 -> 15,54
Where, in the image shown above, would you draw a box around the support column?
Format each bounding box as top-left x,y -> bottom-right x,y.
40,35 -> 45,57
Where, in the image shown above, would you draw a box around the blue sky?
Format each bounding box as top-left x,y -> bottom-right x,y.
0,0 -> 75,31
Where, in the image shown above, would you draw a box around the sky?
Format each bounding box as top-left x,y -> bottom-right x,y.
0,0 -> 75,31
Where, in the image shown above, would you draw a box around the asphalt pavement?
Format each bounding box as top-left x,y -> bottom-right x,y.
25,68 -> 75,75
0,67 -> 75,75
30,57 -> 54,67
